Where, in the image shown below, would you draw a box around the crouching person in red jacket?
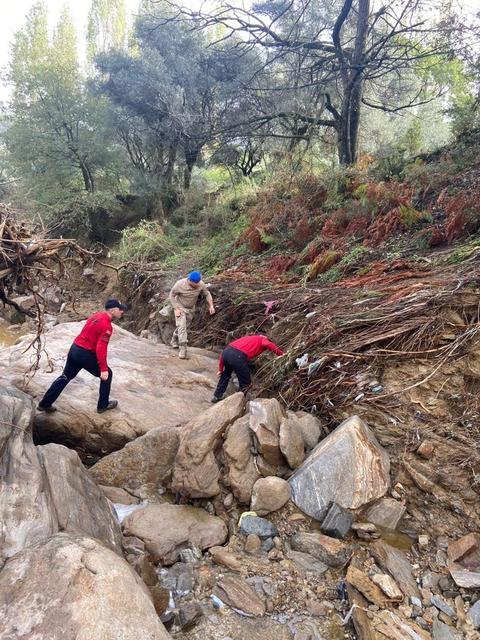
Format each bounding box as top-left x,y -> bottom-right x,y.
212,334 -> 284,403
37,298 -> 127,414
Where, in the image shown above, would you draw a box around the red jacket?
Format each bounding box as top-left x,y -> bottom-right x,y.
74,312 -> 113,372
219,335 -> 284,373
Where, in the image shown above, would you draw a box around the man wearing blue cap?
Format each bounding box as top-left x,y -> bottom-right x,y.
169,271 -> 215,359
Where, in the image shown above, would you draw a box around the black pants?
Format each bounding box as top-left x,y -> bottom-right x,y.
214,346 -> 251,398
39,344 -> 112,411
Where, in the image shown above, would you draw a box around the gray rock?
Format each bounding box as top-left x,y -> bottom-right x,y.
467,599 -> 480,629
430,595 -> 456,619
239,515 -> 278,539
286,550 -> 329,575
432,618 -> 461,640
320,502 -> 353,539
289,415 -> 390,521
363,497 -> 406,530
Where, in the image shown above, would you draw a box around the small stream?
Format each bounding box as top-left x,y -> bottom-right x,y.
0,321 -> 26,347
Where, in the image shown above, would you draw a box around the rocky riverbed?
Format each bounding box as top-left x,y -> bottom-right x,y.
1,322 -> 479,640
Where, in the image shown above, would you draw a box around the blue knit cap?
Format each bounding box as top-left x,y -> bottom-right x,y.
187,271 -> 202,283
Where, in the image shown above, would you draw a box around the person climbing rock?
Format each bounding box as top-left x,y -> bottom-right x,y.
37,298 -> 127,414
212,334 -> 284,402
169,270 -> 215,359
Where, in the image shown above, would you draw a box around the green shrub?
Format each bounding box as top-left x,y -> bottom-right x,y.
116,220 -> 174,263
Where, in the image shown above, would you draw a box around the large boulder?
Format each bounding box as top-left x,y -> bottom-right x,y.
249,398 -> 286,466
171,393 -> 246,498
123,503 -> 228,565
289,415 -> 390,520
295,411 -> 322,450
223,415 -> 260,503
0,322 -> 218,453
0,388 -> 122,559
38,443 -> 122,553
0,533 -> 171,640
0,387 -> 57,559
89,425 -> 180,490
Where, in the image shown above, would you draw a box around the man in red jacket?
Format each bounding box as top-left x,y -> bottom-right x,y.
212,334 -> 284,403
37,298 -> 126,414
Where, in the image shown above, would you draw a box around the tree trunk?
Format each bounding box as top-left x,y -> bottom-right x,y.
79,158 -> 95,192
336,0 -> 370,165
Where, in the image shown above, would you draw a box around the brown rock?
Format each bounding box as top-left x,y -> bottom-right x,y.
99,486 -> 140,505
346,566 -> 388,607
371,540 -> 420,598
290,532 -> 351,568
214,576 -> 266,616
90,426 -> 179,489
417,441 -> 435,459
249,398 -> 286,466
209,546 -> 242,572
286,550 -> 328,575
171,393 -> 246,498
447,533 -> 480,567
295,412 -> 322,450
363,497 -> 406,530
123,503 -> 227,565
1,322 -> 219,453
279,412 -> 305,469
150,584 -> 171,617
178,602 -> 203,629
245,534 -> 262,554
289,415 -> 390,521
0,533 -> 171,640
250,477 -> 291,516
371,574 -> 403,601
223,415 -> 260,503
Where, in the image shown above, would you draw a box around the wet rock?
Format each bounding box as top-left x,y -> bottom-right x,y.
245,534 -> 262,554
371,540 -> 420,598
223,415 -> 260,503
249,398 -> 285,466
1,322 -> 219,453
363,497 -> 406,530
90,425 -> 179,490
209,546 -> 242,572
160,562 -> 195,596
250,477 -> 291,516
286,550 -> 329,575
289,415 -> 390,521
320,502 -> 353,539
290,532 -> 351,568
239,514 -> 278,539
351,521 -> 380,541
123,503 -> 227,565
279,412 -> 305,468
99,486 -> 139,505
171,393 -> 246,498
213,576 -> 266,617
0,533 -> 171,640
294,411 -> 322,450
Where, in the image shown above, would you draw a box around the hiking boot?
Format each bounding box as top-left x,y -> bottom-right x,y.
37,404 -> 57,413
179,345 -> 188,359
97,400 -> 118,414
211,395 -> 223,403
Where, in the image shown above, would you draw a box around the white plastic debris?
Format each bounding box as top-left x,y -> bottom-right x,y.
210,594 -> 224,609
295,353 -> 309,368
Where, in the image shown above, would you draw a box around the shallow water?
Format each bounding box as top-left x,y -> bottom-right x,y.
0,323 -> 25,347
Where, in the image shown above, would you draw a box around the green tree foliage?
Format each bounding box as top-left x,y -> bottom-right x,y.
6,2 -> 121,201
87,0 -> 127,63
